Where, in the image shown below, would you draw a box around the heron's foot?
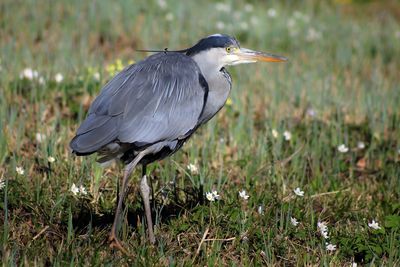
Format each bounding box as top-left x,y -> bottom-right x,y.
109,231 -> 130,256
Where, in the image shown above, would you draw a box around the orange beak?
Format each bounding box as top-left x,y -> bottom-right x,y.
235,48 -> 288,63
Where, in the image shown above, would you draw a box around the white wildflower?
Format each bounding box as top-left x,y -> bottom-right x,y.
337,144 -> 349,153
165,12 -> 174,21
211,190 -> 220,200
47,156 -> 55,163
368,220 -> 381,230
239,190 -> 249,200
0,177 -> 5,190
79,185 -> 87,195
38,76 -> 45,85
206,192 -> 215,202
239,22 -> 248,31
216,21 -> 225,30
16,166 -> 25,175
20,68 -> 39,80
244,4 -> 253,12
257,205 -> 264,215
357,141 -> 365,150
290,217 -> 299,226
70,183 -> 79,195
283,130 -> 291,141
215,3 -> 231,12
307,107 -> 317,117
293,11 -> 303,19
352,263 -> 358,267
306,27 -> 322,42
287,18 -> 296,29
293,187 -> 304,197
157,0 -> 167,9
187,163 -> 199,174
54,73 -> 64,83
35,133 -> 46,143
293,11 -> 310,22
93,72 -> 100,81
267,8 -> 277,18
250,16 -> 259,26
318,221 -> 329,239
326,243 -> 337,251
271,129 -> 279,138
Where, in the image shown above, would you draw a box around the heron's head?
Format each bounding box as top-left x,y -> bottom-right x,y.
186,34 -> 287,71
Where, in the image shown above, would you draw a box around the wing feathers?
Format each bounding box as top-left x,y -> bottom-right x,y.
70,52 -> 208,154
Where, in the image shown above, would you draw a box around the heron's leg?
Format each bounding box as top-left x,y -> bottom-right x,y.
140,165 -> 156,244
109,150 -> 149,252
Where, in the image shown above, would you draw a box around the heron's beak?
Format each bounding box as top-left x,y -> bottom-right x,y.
234,48 -> 288,63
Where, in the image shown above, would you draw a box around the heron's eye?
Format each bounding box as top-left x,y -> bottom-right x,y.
226,46 -> 235,53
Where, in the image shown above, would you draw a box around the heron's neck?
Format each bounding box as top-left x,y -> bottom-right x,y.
191,53 -> 231,123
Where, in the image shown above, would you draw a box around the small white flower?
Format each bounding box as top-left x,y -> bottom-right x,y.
16,166 -> 25,175
38,76 -> 45,85
287,18 -> 296,29
165,12 -> 174,21
307,107 -> 317,117
271,129 -> 279,138
244,4 -> 253,12
35,133 -> 46,143
368,220 -> 381,230
239,190 -> 249,200
318,221 -> 329,239
326,243 -> 337,251
250,16 -> 259,26
54,73 -> 64,83
239,22 -> 248,31
352,262 -> 358,267
306,27 -> 322,42
321,230 -> 329,239
206,192 -> 215,202
215,3 -> 231,12
357,141 -> 365,150
267,8 -> 277,18
257,205 -> 264,215
283,130 -> 291,141
293,187 -> 304,197
211,190 -> 220,200
20,68 -> 39,80
79,185 -> 87,195
70,183 -> 79,195
337,144 -> 349,153
93,72 -> 100,81
290,217 -> 299,226
0,177 -> 5,190
187,163 -> 199,174
317,221 -> 328,232
157,0 -> 167,9
216,21 -> 225,30
47,156 -> 55,163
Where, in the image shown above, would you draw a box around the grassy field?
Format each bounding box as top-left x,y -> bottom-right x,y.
1,0 -> 400,265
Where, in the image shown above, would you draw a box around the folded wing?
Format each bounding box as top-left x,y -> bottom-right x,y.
70,52 -> 208,154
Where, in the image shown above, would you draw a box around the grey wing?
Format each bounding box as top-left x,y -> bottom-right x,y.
70,52 -> 208,154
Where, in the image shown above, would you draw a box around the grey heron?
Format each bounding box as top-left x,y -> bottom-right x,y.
70,34 -> 287,251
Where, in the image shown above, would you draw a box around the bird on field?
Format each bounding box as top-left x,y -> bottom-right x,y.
70,34 -> 287,251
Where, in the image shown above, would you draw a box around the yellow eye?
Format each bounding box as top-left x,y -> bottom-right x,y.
226,46 -> 235,53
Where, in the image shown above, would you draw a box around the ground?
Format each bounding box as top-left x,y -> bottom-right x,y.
0,0 -> 399,265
